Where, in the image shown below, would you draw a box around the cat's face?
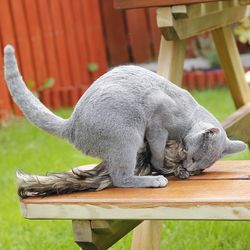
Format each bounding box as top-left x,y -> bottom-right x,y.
183,123 -> 246,172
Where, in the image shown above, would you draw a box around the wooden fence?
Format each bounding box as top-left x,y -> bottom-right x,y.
0,0 -> 235,119
100,1 -> 161,65
0,0 -> 163,118
0,0 -> 108,118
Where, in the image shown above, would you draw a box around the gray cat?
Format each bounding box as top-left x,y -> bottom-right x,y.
4,45 -> 246,188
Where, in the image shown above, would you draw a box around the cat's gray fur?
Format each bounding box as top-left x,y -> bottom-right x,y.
4,45 -> 246,188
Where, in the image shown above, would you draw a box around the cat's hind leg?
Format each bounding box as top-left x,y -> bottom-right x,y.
145,89 -> 174,174
108,143 -> 168,188
146,124 -> 168,174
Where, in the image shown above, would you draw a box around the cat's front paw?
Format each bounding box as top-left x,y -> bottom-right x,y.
151,175 -> 168,187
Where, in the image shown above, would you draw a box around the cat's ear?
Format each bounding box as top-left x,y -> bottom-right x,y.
203,127 -> 220,136
223,140 -> 247,156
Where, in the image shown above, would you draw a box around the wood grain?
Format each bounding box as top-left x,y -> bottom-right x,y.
158,4 -> 246,41
126,9 -> 153,62
21,161 -> 250,217
37,0 -> 61,108
212,26 -> 250,108
114,0 -> 219,9
100,0 -> 130,65
0,27 -> 12,118
73,220 -> 141,249
222,103 -> 250,142
157,36 -> 186,84
49,0 -> 72,106
131,221 -> 162,250
0,0 -> 17,117
24,0 -> 50,106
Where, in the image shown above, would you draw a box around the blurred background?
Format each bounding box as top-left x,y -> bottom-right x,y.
1,0 -> 250,119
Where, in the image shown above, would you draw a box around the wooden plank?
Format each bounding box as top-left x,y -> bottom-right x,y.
0,0 -> 26,116
22,179 -> 250,206
126,9 -> 153,63
222,103 -> 250,142
20,161 -> 250,221
21,161 -> 250,203
158,5 -> 246,40
73,220 -> 141,249
147,8 -> 161,58
157,36 -> 186,84
71,0 -> 92,98
68,160 -> 250,185
0,38 -> 12,119
212,26 -> 250,108
59,0 -> 83,105
114,0 -> 219,9
20,179 -> 250,220
240,0 -> 250,5
80,0 -> 107,82
131,221 -> 162,250
9,0 -> 37,116
23,0 -> 51,107
100,0 -> 130,66
49,0 -> 73,106
172,5 -> 188,19
36,0 -> 61,109
10,0 -> 36,87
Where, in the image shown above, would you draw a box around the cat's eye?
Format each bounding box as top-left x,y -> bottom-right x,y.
191,157 -> 195,163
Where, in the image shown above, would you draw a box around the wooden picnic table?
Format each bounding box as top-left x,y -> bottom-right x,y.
19,1 -> 250,249
20,161 -> 250,249
111,3 -> 250,248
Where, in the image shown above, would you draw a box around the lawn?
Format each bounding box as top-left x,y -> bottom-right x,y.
0,87 -> 249,250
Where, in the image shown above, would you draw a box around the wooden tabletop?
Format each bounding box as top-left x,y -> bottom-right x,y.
114,0 -> 221,9
20,161 -> 250,220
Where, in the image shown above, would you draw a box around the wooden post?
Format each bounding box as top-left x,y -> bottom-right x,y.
211,26 -> 250,108
131,220 -> 163,250
72,219 -> 141,250
157,35 -> 186,86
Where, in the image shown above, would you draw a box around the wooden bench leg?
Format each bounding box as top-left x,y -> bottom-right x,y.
131,220 -> 163,250
211,26 -> 250,108
212,26 -> 250,144
157,35 -> 186,85
72,219 -> 141,250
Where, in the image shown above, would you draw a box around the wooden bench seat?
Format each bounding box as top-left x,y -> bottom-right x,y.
19,161 -> 250,249
21,161 -> 250,221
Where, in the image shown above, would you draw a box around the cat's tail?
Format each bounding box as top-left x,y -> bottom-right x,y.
17,163 -> 113,198
4,45 -> 71,139
17,145 -> 153,198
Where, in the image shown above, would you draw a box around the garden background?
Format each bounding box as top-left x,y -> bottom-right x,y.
0,0 -> 250,249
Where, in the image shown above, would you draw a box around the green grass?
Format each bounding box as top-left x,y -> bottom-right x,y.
0,87 -> 249,250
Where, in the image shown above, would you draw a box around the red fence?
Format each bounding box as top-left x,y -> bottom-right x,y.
0,0 -> 162,118
0,1 -> 234,119
0,0 -> 108,118
100,1 -> 160,65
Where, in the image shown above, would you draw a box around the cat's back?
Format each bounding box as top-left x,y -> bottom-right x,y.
73,66 -> 164,113
87,65 -> 165,94
73,65 -> 193,118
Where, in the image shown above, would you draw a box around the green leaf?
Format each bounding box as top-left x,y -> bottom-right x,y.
87,63 -> 99,73
44,77 -> 55,89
